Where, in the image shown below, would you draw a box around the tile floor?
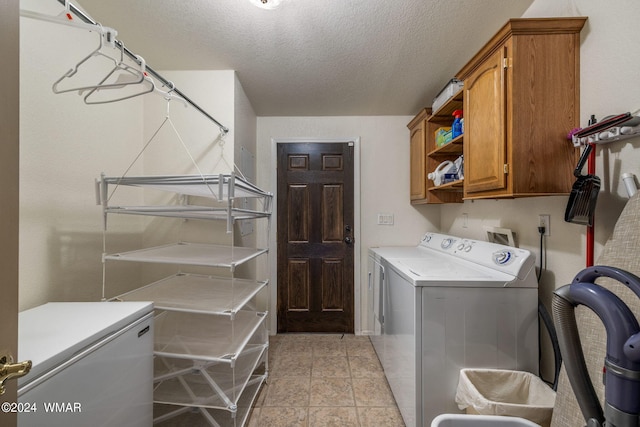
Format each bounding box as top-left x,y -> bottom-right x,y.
247,334 -> 405,427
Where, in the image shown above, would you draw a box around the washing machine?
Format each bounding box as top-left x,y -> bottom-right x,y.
367,233 -> 538,427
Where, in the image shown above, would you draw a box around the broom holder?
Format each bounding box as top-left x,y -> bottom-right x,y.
572,112 -> 640,146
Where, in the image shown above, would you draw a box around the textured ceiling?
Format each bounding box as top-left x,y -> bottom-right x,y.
74,0 -> 534,116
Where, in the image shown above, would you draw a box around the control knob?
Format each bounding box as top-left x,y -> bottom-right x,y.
441,238 -> 455,249
493,250 -> 514,265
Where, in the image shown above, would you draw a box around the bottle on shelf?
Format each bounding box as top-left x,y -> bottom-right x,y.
452,109 -> 463,139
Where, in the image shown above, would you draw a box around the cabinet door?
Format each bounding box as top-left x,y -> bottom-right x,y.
463,45 -> 508,194
409,120 -> 427,201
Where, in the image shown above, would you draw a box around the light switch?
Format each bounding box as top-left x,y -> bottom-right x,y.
377,213 -> 394,225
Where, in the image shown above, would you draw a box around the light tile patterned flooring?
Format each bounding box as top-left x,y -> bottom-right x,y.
248,334 -> 405,427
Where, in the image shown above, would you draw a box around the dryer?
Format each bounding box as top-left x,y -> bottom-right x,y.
367,233 -> 538,427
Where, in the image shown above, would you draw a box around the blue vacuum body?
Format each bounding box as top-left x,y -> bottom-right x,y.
553,265 -> 640,427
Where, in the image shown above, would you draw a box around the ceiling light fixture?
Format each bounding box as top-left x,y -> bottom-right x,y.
249,0 -> 283,10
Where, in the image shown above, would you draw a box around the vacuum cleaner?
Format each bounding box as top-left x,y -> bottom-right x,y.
553,266 -> 640,427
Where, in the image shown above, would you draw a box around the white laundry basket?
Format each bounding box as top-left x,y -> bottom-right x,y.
455,369 -> 556,427
431,414 -> 540,427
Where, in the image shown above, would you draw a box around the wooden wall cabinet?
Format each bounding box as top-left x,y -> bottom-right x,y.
457,17 -> 587,199
408,17 -> 587,204
408,108 -> 430,203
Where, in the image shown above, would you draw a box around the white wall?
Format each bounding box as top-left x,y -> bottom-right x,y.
20,3 -> 145,310
234,73 -> 258,168
141,70 -> 236,178
232,72 -> 259,253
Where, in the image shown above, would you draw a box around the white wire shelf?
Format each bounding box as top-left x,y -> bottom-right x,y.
153,374 -> 265,426
115,273 -> 267,316
104,205 -> 271,221
153,346 -> 266,410
154,310 -> 267,362
99,173 -> 272,201
97,173 -> 272,426
97,173 -> 273,231
104,242 -> 267,269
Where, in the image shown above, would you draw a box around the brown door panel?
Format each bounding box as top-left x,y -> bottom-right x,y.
277,142 -> 354,333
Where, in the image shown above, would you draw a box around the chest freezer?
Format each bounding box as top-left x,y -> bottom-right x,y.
17,302 -> 154,427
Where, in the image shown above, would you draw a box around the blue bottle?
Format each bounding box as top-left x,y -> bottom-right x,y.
452,110 -> 463,139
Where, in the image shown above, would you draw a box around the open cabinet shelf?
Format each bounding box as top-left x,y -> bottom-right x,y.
427,135 -> 463,157
427,179 -> 464,192
98,172 -> 272,427
408,89 -> 464,204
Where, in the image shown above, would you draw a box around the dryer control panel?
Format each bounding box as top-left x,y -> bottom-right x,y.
420,232 -> 535,282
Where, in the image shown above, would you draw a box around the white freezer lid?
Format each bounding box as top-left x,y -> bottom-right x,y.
18,302 -> 153,386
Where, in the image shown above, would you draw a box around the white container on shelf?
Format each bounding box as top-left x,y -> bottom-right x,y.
432,79 -> 464,113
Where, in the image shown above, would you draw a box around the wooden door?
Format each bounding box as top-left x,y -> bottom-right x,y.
0,1 -> 21,425
463,42 -> 509,195
277,142 -> 355,333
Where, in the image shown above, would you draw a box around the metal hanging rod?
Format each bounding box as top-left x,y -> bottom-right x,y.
54,0 -> 229,134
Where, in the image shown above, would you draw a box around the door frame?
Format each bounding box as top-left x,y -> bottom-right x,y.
270,137 -> 361,334
0,0 -> 20,423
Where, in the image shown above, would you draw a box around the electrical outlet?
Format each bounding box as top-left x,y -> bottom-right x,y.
539,214 -> 550,236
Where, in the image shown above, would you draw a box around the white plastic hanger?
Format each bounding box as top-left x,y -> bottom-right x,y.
25,0 -> 150,99
152,80 -> 188,108
51,25 -> 139,95
22,0 -> 229,131
82,49 -> 155,104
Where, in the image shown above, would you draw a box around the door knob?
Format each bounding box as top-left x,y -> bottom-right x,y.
344,225 -> 354,245
0,353 -> 32,395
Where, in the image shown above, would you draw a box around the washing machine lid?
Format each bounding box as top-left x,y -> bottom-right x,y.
390,256 -> 518,287
18,302 -> 153,387
368,245 -> 430,260
387,249 -> 537,288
